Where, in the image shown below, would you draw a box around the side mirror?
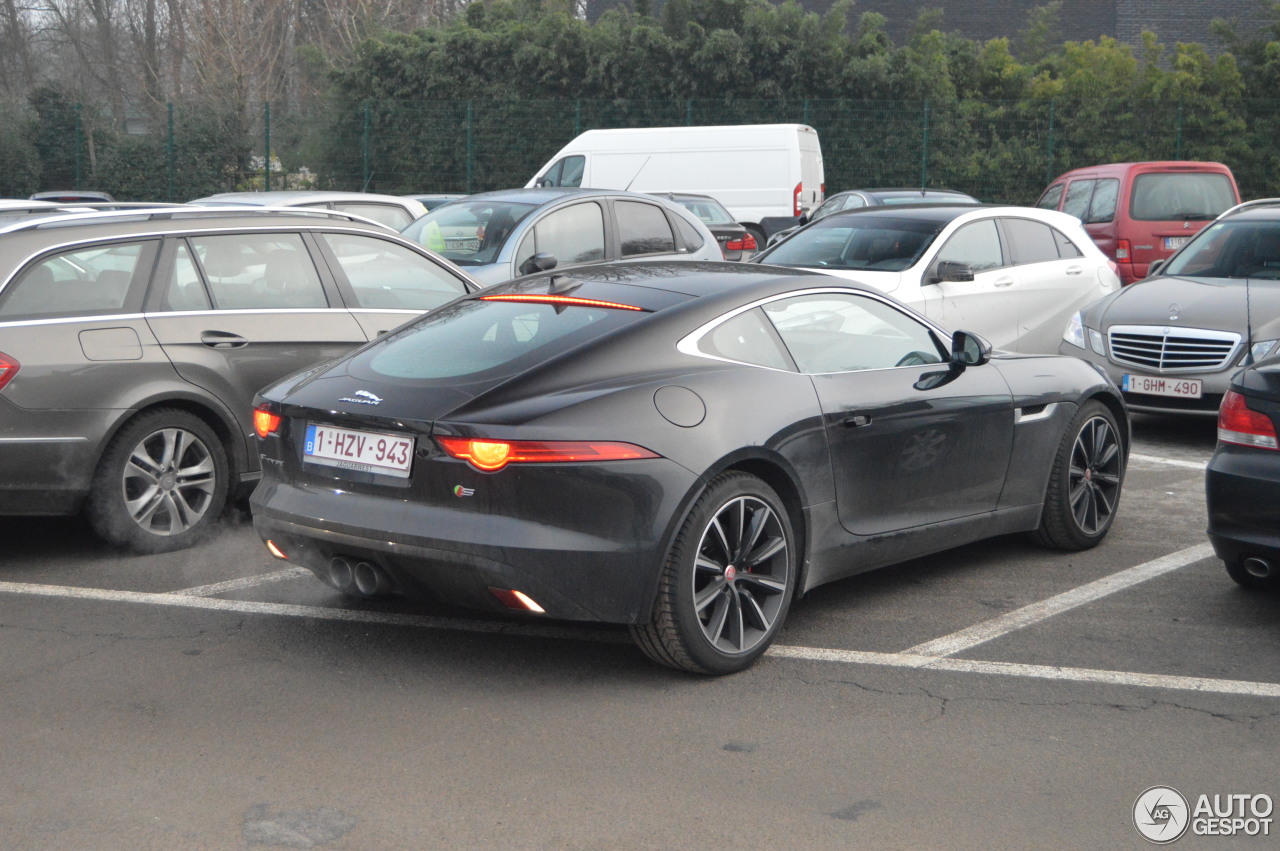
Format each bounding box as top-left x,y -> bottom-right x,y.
934,260 -> 975,283
535,177 -> 551,188
1146,259 -> 1165,277
951,330 -> 991,367
519,253 -> 558,276
798,213 -> 809,225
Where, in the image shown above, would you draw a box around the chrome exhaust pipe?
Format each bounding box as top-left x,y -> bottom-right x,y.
1243,557 -> 1275,580
327,556 -> 355,591
353,561 -> 393,597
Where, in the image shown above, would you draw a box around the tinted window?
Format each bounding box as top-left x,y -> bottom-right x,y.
675,197 -> 733,225
162,242 -> 213,311
935,219 -> 1003,271
514,202 -> 606,273
762,216 -> 944,272
616,201 -> 676,257
1085,178 -> 1119,223
358,297 -> 645,380
559,156 -> 585,188
321,233 -> 469,310
0,241 -> 147,319
1062,180 -> 1095,219
1003,218 -> 1060,264
698,308 -> 792,369
1036,184 -> 1065,210
763,293 -> 944,374
1131,173 -> 1236,221
673,215 -> 705,252
190,233 -> 327,309
1165,219 -> 1280,279
1053,228 -> 1083,258
402,199 -> 539,266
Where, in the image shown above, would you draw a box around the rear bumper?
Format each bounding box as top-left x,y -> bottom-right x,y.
0,405 -> 118,515
1206,444 -> 1280,565
250,457 -> 700,624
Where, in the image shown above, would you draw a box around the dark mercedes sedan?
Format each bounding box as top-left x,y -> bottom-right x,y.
1207,353 -> 1280,590
251,262 -> 1129,674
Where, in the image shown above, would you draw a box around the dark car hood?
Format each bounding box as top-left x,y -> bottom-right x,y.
1087,276 -> 1280,339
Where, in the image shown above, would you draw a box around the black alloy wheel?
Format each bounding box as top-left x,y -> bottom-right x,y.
633,471 -> 796,675
1030,401 -> 1124,551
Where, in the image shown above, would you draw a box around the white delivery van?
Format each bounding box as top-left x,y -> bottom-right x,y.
527,124 -> 824,242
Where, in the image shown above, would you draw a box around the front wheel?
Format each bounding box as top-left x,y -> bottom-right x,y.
1029,401 -> 1124,551
85,409 -> 229,553
632,472 -> 796,675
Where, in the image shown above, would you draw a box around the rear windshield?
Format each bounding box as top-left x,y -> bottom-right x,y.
760,216 -> 945,272
401,199 -> 538,266
1130,173 -> 1236,222
351,296 -> 648,381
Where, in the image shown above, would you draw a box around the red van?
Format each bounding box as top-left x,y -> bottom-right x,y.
1035,161 -> 1240,284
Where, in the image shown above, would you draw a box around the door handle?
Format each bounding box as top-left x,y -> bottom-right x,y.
993,277 -> 1015,288
842,414 -> 872,428
200,331 -> 249,349
1065,265 -> 1083,275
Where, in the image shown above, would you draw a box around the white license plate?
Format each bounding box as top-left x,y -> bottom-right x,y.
304,424 -> 414,478
1122,374 -> 1203,399
445,239 -> 479,251
1163,236 -> 1191,250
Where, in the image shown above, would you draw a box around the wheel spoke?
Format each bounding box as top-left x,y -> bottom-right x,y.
734,573 -> 787,595
694,576 -> 728,613
704,592 -> 731,645
744,535 -> 785,569
738,589 -> 772,632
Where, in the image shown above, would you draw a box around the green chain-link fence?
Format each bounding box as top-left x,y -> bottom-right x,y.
10,97 -> 1280,205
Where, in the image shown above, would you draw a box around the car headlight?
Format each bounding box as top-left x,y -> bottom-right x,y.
1245,339 -> 1279,364
1063,312 -> 1085,349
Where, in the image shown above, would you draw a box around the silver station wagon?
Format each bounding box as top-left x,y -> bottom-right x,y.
0,207 -> 479,551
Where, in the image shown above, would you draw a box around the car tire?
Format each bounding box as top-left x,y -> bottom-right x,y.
744,225 -> 767,252
631,471 -> 796,675
85,409 -> 229,553
1029,400 -> 1124,551
1224,559 -> 1280,591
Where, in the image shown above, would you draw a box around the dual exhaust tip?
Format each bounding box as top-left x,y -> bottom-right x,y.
326,556 -> 394,597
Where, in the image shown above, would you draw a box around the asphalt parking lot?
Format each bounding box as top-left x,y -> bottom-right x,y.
2,413 -> 1277,850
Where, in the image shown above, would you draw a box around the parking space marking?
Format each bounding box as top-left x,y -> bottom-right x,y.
174,567 -> 312,597
1129,452 -> 1207,471
3,562 -> 1278,699
766,646 -> 1280,699
904,543 -> 1215,658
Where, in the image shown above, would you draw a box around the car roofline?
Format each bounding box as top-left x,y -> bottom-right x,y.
0,205 -> 397,236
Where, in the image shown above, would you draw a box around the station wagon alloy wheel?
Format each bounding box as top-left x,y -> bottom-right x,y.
86,409 -> 229,553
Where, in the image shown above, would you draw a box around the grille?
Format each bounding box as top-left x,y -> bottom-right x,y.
1107,325 -> 1240,371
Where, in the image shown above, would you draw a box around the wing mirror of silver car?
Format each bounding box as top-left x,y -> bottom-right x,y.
520,253 -> 558,276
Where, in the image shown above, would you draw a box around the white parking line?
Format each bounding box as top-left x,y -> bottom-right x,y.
2,563 -> 1277,699
904,543 -> 1216,657
175,567 -> 312,597
1129,452 -> 1207,471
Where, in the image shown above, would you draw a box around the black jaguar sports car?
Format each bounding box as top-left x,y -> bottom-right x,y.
250,261 -> 1129,674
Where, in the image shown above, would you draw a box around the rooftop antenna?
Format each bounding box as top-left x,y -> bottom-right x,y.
623,156 -> 652,191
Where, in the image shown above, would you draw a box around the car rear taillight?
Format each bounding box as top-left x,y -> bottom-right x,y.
1115,239 -> 1131,261
436,437 -> 660,472
725,233 -> 758,252
477,294 -> 645,311
793,183 -> 803,217
0,352 -> 18,392
1218,390 -> 1279,450
253,406 -> 282,438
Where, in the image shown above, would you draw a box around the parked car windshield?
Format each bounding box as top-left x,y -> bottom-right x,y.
759,216 -> 945,272
1163,218 -> 1280,280
673,197 -> 735,225
401,200 -> 539,266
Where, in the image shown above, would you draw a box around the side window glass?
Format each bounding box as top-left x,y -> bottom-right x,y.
0,242 -> 146,319
1036,184 -> 1064,210
697,308 -> 792,370
935,219 -> 1003,272
841,195 -> 866,210
162,242 -> 213,311
1002,218 -> 1059,265
763,293 -> 945,374
529,203 -> 605,269
559,156 -> 585,188
322,233 -> 470,310
1062,179 -> 1095,220
674,215 -> 705,252
616,201 -> 676,257
190,232 -> 327,310
1052,228 -> 1083,258
337,203 -> 412,231
1085,179 -> 1119,223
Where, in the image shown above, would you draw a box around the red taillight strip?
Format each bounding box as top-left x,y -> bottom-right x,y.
0,352 -> 18,392
477,294 -> 645,311
436,436 -> 660,472
254,406 -> 282,438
